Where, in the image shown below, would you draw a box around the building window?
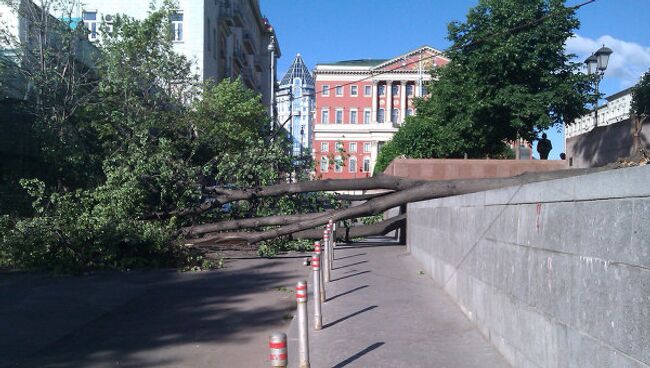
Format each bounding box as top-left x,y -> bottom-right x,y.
322,85 -> 330,96
364,109 -> 371,124
378,108 -> 385,123
349,142 -> 357,153
83,11 -> 98,41
170,12 -> 184,41
335,109 -> 343,124
350,85 -> 358,96
320,156 -> 329,172
406,108 -> 414,117
391,108 -> 399,123
392,84 -> 399,96
363,142 -> 371,153
364,85 -> 372,96
363,157 -> 371,172
321,142 -> 329,152
349,157 -> 357,173
321,109 -> 329,124
406,84 -> 414,96
350,109 -> 357,124
334,155 -> 343,173
335,86 -> 343,96
335,142 -> 344,152
378,84 -> 385,96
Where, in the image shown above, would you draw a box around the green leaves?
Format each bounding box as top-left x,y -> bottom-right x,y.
377,0 -> 592,166
631,69 -> 650,116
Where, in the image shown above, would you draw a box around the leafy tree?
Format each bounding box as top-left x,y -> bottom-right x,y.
630,68 -> 650,153
0,3 -> 313,272
376,0 -> 593,171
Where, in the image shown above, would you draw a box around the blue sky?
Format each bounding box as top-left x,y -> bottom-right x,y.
261,0 -> 650,160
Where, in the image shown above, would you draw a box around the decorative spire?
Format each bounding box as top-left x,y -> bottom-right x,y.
279,54 -> 314,87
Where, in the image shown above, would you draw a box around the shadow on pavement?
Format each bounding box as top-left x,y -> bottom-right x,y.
324,305 -> 378,329
332,260 -> 368,270
334,252 -> 366,261
326,285 -> 369,302
331,342 -> 385,368
330,270 -> 370,282
1,259 -> 303,368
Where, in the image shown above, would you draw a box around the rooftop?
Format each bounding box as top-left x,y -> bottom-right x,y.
318,59 -> 388,67
279,53 -> 314,87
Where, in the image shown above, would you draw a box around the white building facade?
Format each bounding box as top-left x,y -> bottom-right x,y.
72,0 -> 280,105
276,54 -> 314,157
566,87 -> 633,139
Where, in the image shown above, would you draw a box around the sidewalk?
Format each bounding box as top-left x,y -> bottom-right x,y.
287,237 -> 510,368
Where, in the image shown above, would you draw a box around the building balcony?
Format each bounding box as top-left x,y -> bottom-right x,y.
232,2 -> 244,27
243,32 -> 256,54
219,2 -> 234,26
233,46 -> 246,67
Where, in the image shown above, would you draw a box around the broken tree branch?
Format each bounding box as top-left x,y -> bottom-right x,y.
147,174 -> 427,219
195,166 -> 614,245
180,210 -> 334,237
291,214 -> 406,241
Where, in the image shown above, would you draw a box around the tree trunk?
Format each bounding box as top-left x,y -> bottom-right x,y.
180,211 -> 333,236
192,166 -> 611,245
290,214 -> 406,241
148,175 -> 426,219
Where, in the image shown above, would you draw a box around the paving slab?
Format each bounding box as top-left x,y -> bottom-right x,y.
287,237 -> 511,368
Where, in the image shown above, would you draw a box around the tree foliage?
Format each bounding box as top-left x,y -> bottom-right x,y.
631,68 -> 650,117
0,3 -> 313,272
376,0 -> 593,171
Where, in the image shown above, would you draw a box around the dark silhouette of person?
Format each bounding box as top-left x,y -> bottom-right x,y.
560,153 -> 566,160
537,133 -> 552,160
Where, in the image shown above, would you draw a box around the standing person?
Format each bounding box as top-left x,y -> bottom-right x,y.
537,133 -> 552,160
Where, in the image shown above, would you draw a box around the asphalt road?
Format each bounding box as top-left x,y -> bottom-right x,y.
1,255 -> 307,368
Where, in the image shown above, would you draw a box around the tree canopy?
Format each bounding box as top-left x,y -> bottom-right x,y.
631,68 -> 650,117
0,2 -> 315,272
376,0 -> 593,172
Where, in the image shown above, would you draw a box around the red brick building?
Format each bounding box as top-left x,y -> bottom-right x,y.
312,46 -> 449,179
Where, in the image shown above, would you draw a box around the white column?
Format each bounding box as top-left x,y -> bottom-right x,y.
400,81 -> 406,124
371,81 -> 378,124
386,81 -> 393,125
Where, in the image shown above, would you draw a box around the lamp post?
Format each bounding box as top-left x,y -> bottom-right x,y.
584,45 -> 613,128
268,36 -> 277,131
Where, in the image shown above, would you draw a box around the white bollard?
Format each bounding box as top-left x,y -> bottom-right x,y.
311,254 -> 322,330
295,281 -> 310,368
323,231 -> 330,282
269,332 -> 287,367
314,242 -> 325,302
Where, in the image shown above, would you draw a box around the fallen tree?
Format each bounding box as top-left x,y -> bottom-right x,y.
187,165 -> 616,246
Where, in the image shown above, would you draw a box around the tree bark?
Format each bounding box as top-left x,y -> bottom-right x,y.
193,166 -> 612,245
147,175 -> 427,219
290,214 -> 406,241
180,211 -> 333,236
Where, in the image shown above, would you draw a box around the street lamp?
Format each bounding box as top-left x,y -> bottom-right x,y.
584,45 -> 613,127
268,36 -> 277,131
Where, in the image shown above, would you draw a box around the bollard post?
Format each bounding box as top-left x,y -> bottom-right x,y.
295,281 -> 310,368
314,242 -> 325,302
311,254 -> 322,330
331,221 -> 336,265
269,333 -> 287,368
323,231 -> 330,282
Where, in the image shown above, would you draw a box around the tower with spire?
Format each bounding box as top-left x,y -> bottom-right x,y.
277,54 -> 315,157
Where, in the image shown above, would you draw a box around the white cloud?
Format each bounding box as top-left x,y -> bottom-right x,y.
566,34 -> 650,88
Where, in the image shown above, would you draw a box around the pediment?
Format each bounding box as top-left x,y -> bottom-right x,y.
372,46 -> 450,72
